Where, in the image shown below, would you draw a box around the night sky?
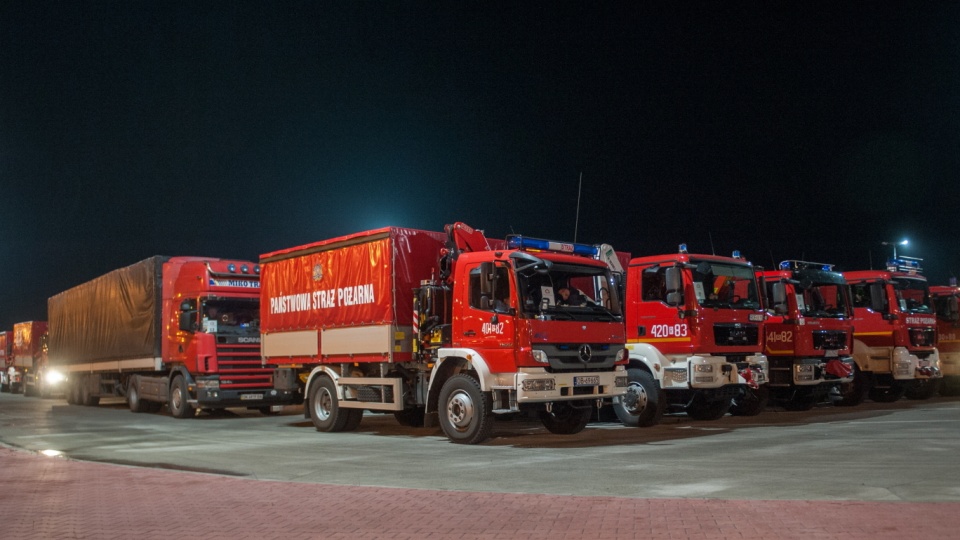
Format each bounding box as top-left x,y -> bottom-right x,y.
2,2 -> 959,328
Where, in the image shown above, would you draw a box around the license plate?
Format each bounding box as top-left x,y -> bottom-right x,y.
574,376 -> 600,386
240,393 -> 263,401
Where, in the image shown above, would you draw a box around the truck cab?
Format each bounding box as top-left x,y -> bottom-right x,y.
615,246 -> 769,426
760,261 -> 855,410
839,257 -> 941,404
930,284 -> 960,395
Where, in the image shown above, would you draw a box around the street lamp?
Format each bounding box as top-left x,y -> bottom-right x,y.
881,239 -> 908,258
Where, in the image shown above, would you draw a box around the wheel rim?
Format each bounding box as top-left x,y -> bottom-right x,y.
445,389 -> 475,431
171,385 -> 183,411
622,381 -> 648,415
314,387 -> 333,421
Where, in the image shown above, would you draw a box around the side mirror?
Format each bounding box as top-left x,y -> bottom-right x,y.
869,282 -> 887,312
179,311 -> 197,332
772,282 -> 788,314
665,267 -> 683,306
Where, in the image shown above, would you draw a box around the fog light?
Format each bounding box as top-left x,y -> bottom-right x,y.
196,379 -> 220,390
615,376 -> 628,387
694,364 -> 714,373
665,368 -> 688,383
532,350 -> 549,364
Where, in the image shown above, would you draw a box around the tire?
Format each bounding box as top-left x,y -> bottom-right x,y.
169,375 -> 195,418
23,380 -> 35,397
685,395 -> 731,421
904,379 -> 940,400
80,378 -> 100,406
66,381 -> 80,405
940,377 -> 960,397
438,374 -> 493,444
613,368 -> 664,427
394,407 -> 426,427
730,385 -> 769,416
309,376 -> 354,432
868,384 -> 905,403
538,402 -> 592,435
832,364 -> 867,407
341,409 -> 364,432
128,380 -> 148,413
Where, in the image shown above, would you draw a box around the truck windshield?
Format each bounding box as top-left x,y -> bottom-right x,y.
796,281 -> 850,318
692,261 -> 760,310
893,278 -> 933,314
515,262 -> 623,322
201,299 -> 260,335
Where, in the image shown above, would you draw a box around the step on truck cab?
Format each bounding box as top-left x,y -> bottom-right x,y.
760,261 -> 855,410
50,256 -> 291,416
614,245 -> 769,426
261,223 -> 628,444
930,284 -> 960,396
839,257 -> 941,404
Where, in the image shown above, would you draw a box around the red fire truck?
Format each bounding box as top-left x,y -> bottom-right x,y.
260,223 -> 628,444
837,257 -> 941,404
613,245 -> 769,426
0,330 -> 14,392
10,322 -> 49,396
759,261 -> 855,410
930,284 -> 960,395
50,256 -> 291,416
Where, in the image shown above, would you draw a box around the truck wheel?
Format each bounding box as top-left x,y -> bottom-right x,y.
309,376 -> 354,432
438,374 -> 493,444
832,364 -> 867,407
685,395 -> 731,421
613,368 -> 664,427
341,409 -> 363,431
868,384 -> 905,403
730,385 -> 769,416
65,381 -> 78,405
904,379 -> 940,400
128,380 -> 148,413
80,379 -> 100,406
169,375 -> 195,418
538,402 -> 591,435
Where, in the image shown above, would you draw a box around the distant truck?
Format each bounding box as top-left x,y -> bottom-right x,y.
837,257 -> 941,404
50,256 -> 291,416
10,322 -> 50,396
0,330 -> 13,392
613,246 -> 769,426
930,284 -> 960,395
759,261 -> 856,410
20,323 -> 64,397
260,223 -> 628,444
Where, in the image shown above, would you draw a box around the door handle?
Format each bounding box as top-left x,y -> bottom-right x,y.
464,330 -> 476,336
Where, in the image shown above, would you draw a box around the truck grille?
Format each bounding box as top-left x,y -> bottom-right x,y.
215,344 -> 273,389
813,331 -> 847,350
537,343 -> 619,372
713,323 -> 759,347
909,328 -> 936,348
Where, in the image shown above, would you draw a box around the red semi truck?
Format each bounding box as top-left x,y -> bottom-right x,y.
930,284 -> 960,395
837,257 -> 941,404
759,261 -> 855,410
50,256 -> 291,416
260,223 -> 628,444
613,246 -> 769,426
9,322 -> 50,396
0,330 -> 14,392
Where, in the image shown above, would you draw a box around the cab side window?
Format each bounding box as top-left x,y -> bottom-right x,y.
469,266 -> 511,311
850,284 -> 871,308
641,268 -> 667,302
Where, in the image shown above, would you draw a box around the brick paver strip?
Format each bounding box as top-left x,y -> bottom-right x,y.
0,447 -> 957,539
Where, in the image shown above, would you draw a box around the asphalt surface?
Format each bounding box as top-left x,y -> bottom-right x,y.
2,392 -> 960,538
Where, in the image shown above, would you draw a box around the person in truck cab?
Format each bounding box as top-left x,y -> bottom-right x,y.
557,286 -> 586,306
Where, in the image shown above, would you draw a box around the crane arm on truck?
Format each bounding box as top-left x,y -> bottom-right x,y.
439,222 -> 491,281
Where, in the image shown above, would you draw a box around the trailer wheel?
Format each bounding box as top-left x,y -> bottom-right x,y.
868,384 -> 905,403
729,385 -> 769,416
904,379 -> 940,400
538,402 -> 591,435
169,375 -> 195,418
309,376 -> 353,432
685,395 -> 731,421
128,380 -> 148,413
80,378 -> 100,406
438,374 -> 493,444
613,369 -> 664,427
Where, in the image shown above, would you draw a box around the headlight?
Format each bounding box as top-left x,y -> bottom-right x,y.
46,370 -> 65,384
196,379 -> 220,390
616,348 -> 627,362
694,364 -> 714,373
532,350 -> 549,364
521,378 -> 556,392
795,365 -> 814,373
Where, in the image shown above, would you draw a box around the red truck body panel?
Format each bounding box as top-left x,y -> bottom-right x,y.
13,321 -> 47,368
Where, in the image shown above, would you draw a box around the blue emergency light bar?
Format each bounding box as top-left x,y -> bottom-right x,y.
886,256 -> 923,274
779,260 -> 835,271
505,235 -> 600,257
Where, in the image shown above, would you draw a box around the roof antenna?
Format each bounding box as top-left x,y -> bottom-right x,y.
574,171 -> 583,242
708,231 -> 716,255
